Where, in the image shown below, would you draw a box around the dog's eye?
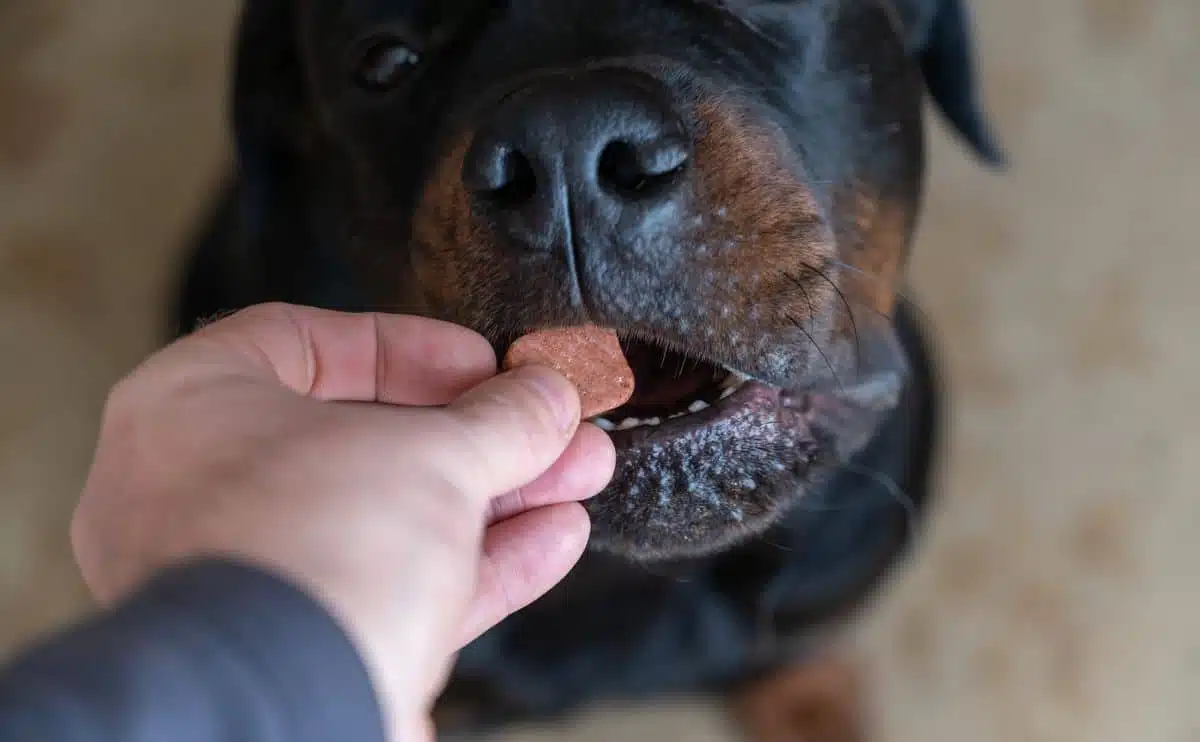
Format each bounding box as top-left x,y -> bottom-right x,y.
352,35 -> 422,93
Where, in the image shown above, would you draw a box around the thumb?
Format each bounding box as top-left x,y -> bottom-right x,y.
437,365 -> 581,502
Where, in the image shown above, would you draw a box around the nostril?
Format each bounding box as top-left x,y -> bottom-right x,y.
489,149 -> 538,208
464,143 -> 538,209
598,137 -> 690,199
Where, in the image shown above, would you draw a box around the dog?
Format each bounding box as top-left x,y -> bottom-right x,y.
171,0 -> 1002,738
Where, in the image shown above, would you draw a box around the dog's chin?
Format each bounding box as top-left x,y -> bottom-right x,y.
585,314 -> 909,563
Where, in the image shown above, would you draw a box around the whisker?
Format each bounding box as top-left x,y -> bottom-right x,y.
787,260 -> 929,469
782,263 -> 857,390
841,462 -> 917,545
760,535 -> 794,552
785,463 -> 917,548
807,262 -> 864,378
787,493 -> 847,513
633,561 -> 694,583
823,259 -> 935,326
783,309 -> 843,393
782,270 -> 819,336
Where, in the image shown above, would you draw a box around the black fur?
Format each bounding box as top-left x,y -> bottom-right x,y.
918,0 -> 1006,164
169,0 -> 998,730
441,298 -> 941,728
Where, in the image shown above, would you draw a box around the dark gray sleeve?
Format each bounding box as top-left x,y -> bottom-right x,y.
0,560 -> 387,742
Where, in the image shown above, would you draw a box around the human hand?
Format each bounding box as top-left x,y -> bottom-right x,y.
71,303 -> 615,741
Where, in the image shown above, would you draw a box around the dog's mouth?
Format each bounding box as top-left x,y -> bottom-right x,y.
592,340 -> 750,435
580,313 -> 909,562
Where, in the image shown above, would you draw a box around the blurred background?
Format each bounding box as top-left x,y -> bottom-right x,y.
0,1 -> 1196,740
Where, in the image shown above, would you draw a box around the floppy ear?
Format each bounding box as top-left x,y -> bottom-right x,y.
907,0 -> 1007,166
720,0 -> 1005,167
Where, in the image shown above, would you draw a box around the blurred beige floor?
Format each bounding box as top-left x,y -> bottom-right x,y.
1,1 -> 1197,741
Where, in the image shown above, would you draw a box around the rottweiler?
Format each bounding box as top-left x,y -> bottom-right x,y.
171,0 -> 1003,738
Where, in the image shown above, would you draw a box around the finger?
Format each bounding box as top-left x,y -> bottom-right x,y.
437,365 -> 581,501
401,716 -> 435,742
189,303 -> 496,405
456,503 -> 591,648
486,424 -> 615,525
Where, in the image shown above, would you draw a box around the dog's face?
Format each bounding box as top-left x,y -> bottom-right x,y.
236,0 -> 937,560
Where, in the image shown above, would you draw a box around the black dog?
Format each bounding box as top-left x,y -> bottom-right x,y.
172,0 -> 1001,737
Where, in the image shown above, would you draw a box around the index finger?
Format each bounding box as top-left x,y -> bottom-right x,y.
187,303 -> 497,405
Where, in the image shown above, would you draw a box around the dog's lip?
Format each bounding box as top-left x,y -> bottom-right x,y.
599,378 -> 779,446
499,308 -> 908,450
503,328 -> 753,381
595,313 -> 909,453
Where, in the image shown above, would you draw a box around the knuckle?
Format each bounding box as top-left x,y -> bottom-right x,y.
206,302 -> 295,338
99,376 -> 144,439
458,391 -> 547,466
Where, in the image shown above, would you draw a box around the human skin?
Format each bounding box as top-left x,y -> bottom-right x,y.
71,303 -> 616,741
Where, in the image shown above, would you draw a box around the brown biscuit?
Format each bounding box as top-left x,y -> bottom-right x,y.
503,326 -> 635,419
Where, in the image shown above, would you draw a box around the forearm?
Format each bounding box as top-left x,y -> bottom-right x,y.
0,560 -> 386,742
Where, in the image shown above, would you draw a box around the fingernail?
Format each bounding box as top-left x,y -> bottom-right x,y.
519,366 -> 578,435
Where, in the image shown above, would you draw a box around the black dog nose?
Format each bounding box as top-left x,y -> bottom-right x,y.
462,72 -> 691,250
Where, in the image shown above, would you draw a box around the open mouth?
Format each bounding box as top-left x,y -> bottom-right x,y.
572,316 -> 910,561
488,310 -> 907,561
591,340 -> 755,434
581,333 -> 820,560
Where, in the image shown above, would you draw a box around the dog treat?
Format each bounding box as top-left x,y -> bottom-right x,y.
503,326 -> 635,419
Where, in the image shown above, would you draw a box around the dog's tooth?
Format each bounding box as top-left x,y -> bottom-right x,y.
720,370 -> 750,389
617,418 -> 642,430
720,386 -> 737,400
592,417 -> 615,431
688,400 -> 710,413
645,417 -> 662,426
669,412 -> 687,419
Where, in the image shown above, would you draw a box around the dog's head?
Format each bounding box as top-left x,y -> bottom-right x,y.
231,0 -> 998,561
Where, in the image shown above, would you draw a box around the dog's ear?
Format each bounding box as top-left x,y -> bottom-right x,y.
905,0 -> 1007,166
730,0 -> 1006,167
230,0 -> 318,239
